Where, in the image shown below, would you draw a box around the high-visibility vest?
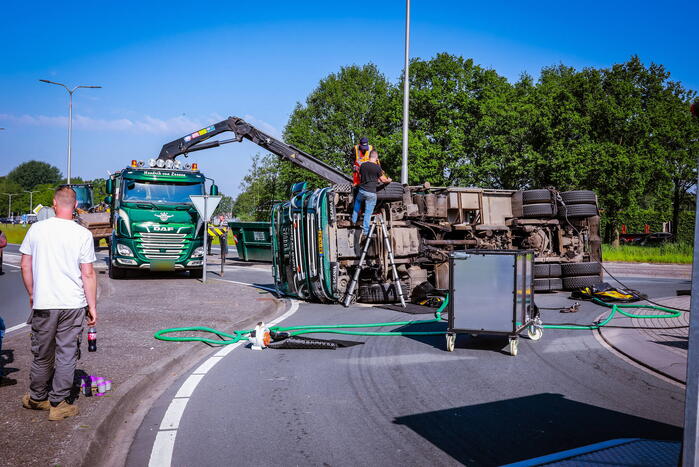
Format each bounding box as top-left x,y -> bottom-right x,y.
354,144 -> 374,166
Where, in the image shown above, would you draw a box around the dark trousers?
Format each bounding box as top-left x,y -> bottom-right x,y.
29,308 -> 85,403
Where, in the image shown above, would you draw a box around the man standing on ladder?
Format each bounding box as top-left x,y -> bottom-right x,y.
352,137 -> 374,186
352,150 -> 392,237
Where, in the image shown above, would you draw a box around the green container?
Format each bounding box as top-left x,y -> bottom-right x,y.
228,221 -> 273,262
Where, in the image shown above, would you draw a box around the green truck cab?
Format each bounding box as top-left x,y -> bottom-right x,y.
105,159 -> 217,279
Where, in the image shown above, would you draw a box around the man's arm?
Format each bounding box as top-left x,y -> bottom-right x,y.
20,254 -> 33,308
80,262 -> 97,326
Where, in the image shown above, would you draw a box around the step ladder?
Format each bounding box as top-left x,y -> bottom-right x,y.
343,214 -> 406,308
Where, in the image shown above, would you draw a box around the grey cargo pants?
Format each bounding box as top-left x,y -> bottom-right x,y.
29,308 -> 85,403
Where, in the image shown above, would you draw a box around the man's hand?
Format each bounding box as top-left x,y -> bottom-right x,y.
86,307 -> 97,326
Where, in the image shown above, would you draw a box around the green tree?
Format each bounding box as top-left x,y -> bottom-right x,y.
232,154 -> 285,221
214,195 -> 234,217
7,160 -> 62,190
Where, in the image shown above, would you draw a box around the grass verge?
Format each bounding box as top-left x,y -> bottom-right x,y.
1,223 -> 30,244
602,243 -> 693,264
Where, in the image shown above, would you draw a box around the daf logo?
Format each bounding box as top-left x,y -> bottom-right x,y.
155,212 -> 174,222
153,226 -> 175,232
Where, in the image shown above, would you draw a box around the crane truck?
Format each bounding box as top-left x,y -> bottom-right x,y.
156,116 -> 602,303
104,158 -> 219,279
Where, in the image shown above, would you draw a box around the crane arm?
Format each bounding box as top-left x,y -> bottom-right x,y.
157,116 -> 352,185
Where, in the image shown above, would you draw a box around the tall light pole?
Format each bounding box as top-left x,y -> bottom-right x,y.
39,79 -> 102,184
1,193 -> 20,218
24,190 -> 39,213
400,0 -> 411,185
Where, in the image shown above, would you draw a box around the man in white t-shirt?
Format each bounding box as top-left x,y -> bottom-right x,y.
20,186 -> 97,421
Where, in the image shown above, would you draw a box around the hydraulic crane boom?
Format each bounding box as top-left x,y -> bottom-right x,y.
157,116 -> 352,185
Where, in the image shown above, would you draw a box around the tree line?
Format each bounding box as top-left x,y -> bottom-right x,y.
0,160 -> 234,218
232,54 -> 699,243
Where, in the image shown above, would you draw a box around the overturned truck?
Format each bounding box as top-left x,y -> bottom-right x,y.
157,116 -> 602,303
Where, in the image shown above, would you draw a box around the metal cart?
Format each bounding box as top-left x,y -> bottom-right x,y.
445,250 -> 542,356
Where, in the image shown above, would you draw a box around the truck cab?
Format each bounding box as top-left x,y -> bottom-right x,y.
106,159 -> 215,279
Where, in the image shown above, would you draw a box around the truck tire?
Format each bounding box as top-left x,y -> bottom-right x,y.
558,203 -> 598,219
534,263 -> 562,278
522,189 -> 553,204
522,203 -> 556,218
534,278 -> 562,292
375,182 -> 405,202
561,190 -> 597,205
562,275 -> 602,290
190,268 -> 203,279
108,254 -> 126,279
561,261 -> 602,277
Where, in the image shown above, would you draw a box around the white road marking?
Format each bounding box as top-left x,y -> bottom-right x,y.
159,398 -> 189,430
149,431 -> 177,467
2,263 -> 21,269
6,323 -> 28,333
148,298 -> 300,467
174,374 -> 205,399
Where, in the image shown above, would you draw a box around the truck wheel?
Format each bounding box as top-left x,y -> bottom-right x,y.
522,203 -> 556,218
533,263 -> 561,278
108,258 -> 126,279
375,182 -> 405,202
522,189 -> 553,204
558,203 -> 598,219
534,278 -> 552,292
561,190 -> 597,205
561,261 -> 602,277
562,275 -> 602,290
190,268 -> 203,279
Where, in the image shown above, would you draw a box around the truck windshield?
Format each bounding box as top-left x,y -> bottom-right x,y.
122,180 -> 204,204
73,186 -> 93,210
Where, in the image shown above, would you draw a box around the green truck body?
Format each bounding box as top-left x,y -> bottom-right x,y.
106,164 -> 208,278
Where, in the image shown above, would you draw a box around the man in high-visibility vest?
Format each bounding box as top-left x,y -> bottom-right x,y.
352,137 -> 374,185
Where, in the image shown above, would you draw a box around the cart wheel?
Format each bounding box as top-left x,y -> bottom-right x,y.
509,338 -> 519,356
446,333 -> 456,352
527,325 -> 543,341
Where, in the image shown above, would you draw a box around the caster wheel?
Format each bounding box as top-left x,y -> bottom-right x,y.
527,325 -> 543,341
446,333 -> 456,352
510,338 -> 519,356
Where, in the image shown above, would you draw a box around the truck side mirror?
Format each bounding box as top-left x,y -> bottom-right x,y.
210,184 -> 219,196
106,179 -> 114,194
104,195 -> 113,204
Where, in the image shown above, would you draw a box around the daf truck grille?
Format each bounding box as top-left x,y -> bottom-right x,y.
136,232 -> 188,260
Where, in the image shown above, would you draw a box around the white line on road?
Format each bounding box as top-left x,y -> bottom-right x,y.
2,263 -> 21,269
6,323 -> 28,333
148,297 -> 300,467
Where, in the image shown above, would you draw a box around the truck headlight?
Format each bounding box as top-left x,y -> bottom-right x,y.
117,243 -> 134,257
192,247 -> 204,257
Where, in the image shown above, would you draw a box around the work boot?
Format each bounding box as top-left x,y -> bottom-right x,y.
22,394 -> 51,411
48,401 -> 79,421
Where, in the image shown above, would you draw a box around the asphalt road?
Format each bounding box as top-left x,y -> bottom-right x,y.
126,272 -> 687,466
1,245 -> 31,330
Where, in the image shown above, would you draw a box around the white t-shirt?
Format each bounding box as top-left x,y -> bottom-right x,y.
19,217 -> 97,309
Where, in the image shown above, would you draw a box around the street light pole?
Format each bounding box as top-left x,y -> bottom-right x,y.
39,80 -> 102,184
1,193 -> 20,218
24,191 -> 39,213
400,0 -> 411,185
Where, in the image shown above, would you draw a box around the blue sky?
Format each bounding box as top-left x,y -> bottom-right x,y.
1,0 -> 697,197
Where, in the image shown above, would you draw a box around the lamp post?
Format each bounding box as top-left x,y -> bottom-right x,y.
39,80 -> 102,184
24,190 -> 39,213
400,0 -> 411,185
1,193 -> 20,219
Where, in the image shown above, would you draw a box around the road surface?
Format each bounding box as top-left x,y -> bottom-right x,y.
126,270 -> 688,466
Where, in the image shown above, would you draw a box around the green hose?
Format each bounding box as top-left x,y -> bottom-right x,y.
539,299 -> 682,331
153,296 -> 450,344
154,295 -> 684,345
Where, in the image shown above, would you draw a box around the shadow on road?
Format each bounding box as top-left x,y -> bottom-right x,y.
394,393 -> 681,465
